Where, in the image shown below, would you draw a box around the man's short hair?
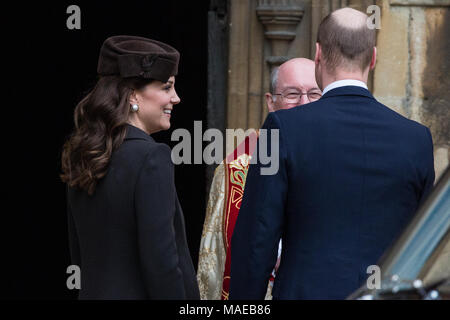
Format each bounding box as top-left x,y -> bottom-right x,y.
317,10 -> 376,72
270,67 -> 279,95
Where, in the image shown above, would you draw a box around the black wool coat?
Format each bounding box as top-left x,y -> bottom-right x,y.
67,124 -> 199,299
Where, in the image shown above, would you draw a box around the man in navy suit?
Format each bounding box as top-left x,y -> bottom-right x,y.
229,7 -> 435,299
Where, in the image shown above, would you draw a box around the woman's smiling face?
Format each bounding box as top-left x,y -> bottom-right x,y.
129,76 -> 181,134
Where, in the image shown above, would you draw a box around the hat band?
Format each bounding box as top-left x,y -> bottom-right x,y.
116,54 -> 177,82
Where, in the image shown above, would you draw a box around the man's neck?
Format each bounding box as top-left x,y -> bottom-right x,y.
321,70 -> 369,90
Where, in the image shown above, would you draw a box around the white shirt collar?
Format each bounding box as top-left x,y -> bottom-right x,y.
322,79 -> 368,96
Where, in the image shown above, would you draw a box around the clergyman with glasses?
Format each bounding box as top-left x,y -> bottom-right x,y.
266,59 -> 322,112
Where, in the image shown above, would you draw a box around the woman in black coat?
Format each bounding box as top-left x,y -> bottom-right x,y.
60,35 -> 199,299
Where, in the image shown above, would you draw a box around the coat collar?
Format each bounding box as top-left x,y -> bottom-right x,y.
320,85 -> 375,100
124,124 -> 155,142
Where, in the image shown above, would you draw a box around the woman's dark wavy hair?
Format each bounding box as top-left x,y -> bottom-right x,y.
60,75 -> 153,195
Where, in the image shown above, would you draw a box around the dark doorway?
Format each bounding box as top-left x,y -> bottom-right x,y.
6,1 -> 208,299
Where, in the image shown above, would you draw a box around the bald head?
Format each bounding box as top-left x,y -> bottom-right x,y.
332,7 -> 368,29
278,58 -> 316,85
266,58 -> 321,112
316,7 -> 376,73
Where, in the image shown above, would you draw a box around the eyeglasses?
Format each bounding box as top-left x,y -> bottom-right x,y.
273,89 -> 322,103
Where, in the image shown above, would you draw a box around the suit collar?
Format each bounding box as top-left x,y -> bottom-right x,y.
322,79 -> 367,95
320,85 -> 375,100
125,124 -> 155,142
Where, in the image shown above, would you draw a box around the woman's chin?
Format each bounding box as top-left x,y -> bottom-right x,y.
162,121 -> 171,131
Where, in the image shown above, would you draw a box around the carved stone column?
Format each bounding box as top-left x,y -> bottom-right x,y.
256,0 -> 305,70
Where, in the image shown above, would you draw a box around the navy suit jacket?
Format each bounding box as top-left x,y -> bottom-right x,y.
229,86 -> 435,299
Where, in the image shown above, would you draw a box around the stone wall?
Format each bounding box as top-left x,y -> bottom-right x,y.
373,0 -> 450,180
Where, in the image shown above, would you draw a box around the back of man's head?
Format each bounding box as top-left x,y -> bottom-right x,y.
317,7 -> 376,73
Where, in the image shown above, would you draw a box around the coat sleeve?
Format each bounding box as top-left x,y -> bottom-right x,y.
67,196 -> 81,268
419,127 -> 435,205
229,112 -> 288,299
134,143 -> 186,299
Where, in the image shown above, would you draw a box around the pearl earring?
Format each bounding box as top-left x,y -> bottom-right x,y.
131,104 -> 139,112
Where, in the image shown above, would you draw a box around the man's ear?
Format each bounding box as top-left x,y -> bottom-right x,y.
315,43 -> 321,66
369,47 -> 377,70
265,93 -> 275,112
